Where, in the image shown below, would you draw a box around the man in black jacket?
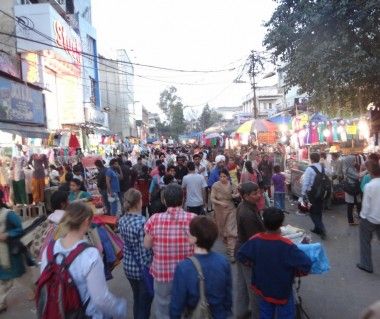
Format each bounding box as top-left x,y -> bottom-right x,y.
235,182 -> 264,319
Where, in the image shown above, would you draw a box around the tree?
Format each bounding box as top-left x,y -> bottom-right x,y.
157,86 -> 185,138
264,0 -> 380,115
198,104 -> 224,131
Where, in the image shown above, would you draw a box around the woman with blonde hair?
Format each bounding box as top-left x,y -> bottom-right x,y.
40,202 -> 127,318
119,189 -> 153,319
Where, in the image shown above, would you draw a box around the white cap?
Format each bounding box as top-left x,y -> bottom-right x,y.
215,155 -> 226,164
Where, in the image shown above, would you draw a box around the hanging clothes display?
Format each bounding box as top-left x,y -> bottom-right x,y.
68,133 -> 81,149
310,122 -> 319,144
29,153 -> 48,203
11,155 -> 28,205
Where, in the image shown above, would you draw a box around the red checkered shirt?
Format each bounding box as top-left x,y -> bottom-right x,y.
144,207 -> 196,282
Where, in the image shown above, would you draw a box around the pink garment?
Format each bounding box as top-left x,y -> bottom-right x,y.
310,125 -> 318,144
68,133 -> 80,149
240,171 -> 257,183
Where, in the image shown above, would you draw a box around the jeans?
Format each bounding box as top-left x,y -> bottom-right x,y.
259,293 -> 295,319
109,192 -> 119,216
153,280 -> 172,319
347,196 -> 361,224
187,205 -> 204,215
119,191 -> 125,214
273,193 -> 285,211
235,262 -> 259,319
359,218 -> 380,272
128,277 -> 153,319
99,189 -> 110,215
309,198 -> 326,235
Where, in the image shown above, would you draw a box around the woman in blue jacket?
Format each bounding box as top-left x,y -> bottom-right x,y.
170,216 -> 232,319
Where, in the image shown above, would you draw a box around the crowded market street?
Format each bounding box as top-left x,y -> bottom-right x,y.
1,201 -> 380,319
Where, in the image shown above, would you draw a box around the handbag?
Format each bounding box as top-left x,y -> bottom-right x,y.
341,180 -> 361,196
185,256 -> 212,319
126,240 -> 154,297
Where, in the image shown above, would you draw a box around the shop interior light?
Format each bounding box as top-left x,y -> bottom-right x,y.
280,135 -> 287,143
279,124 -> 288,132
323,128 -> 331,137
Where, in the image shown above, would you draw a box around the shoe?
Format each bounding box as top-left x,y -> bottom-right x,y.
0,307 -> 7,314
356,263 -> 373,274
349,222 -> 359,226
310,229 -> 321,235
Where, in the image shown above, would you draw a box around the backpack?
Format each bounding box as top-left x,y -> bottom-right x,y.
36,241 -> 92,319
186,256 -> 212,319
308,165 -> 331,200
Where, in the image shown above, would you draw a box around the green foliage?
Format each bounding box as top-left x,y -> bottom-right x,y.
264,0 -> 380,115
157,86 -> 185,138
197,104 -> 224,131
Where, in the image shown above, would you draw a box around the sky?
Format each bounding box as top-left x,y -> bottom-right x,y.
91,0 -> 278,119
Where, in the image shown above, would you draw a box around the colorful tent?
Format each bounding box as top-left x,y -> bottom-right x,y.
236,119 -> 278,134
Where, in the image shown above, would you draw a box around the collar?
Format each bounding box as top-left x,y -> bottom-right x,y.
167,207 -> 184,215
242,200 -> 258,211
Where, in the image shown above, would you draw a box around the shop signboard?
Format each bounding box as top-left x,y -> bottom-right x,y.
84,107 -> 109,127
0,75 -> 45,126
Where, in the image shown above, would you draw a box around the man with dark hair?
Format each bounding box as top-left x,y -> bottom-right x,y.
193,153 -> 208,180
357,163 -> 380,273
144,184 -> 196,319
238,208 -> 311,319
301,152 -> 329,239
175,156 -> 188,185
235,181 -> 264,319
132,157 -> 144,177
182,162 -> 207,215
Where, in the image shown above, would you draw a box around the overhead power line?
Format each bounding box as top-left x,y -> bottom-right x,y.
0,9 -> 237,74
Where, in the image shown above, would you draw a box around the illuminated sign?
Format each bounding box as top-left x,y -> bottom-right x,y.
54,20 -> 82,66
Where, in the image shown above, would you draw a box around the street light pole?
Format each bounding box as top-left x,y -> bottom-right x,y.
248,50 -> 263,119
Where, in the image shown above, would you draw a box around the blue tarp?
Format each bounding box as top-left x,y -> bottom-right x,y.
310,113 -> 329,123
268,114 -> 291,125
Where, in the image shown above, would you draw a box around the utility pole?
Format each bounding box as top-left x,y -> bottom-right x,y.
248,50 -> 264,119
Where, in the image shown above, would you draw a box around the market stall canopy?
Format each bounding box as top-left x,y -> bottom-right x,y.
310,113 -> 329,123
268,114 -> 291,125
147,137 -> 158,144
204,125 -> 223,134
236,119 -> 278,134
205,132 -> 221,139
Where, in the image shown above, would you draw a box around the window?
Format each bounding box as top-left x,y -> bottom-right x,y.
90,77 -> 96,105
269,103 -> 272,109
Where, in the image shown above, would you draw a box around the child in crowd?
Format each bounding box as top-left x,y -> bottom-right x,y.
257,182 -> 271,212
272,165 -> 286,210
237,208 -> 312,319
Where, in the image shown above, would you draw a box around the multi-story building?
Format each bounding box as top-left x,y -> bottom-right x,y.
213,106 -> 241,120
148,112 -> 160,138
0,0 -> 107,142
241,84 -> 285,118
99,49 -> 135,138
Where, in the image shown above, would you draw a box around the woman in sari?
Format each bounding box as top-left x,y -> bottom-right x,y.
211,168 -> 239,263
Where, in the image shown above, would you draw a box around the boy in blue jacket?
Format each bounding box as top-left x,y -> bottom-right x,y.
237,207 -> 312,319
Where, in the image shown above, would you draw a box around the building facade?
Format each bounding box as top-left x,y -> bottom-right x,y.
99,49 -> 135,138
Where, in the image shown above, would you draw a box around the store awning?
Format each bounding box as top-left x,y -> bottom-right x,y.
0,122 -> 49,139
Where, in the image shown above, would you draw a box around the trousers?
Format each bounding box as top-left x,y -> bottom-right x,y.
235,262 -> 259,319
273,193 -> 285,211
309,198 -> 326,234
128,277 -> 153,319
0,280 -> 13,309
359,218 -> 380,272
12,180 -> 27,205
259,294 -> 295,319
153,280 -> 172,319
32,177 -> 45,203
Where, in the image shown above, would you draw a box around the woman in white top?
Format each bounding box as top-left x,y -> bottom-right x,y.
40,202 -> 127,319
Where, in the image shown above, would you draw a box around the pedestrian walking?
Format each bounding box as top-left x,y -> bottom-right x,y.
95,160 -> 110,215
343,155 -> 361,225
0,190 -> 26,313
235,182 -> 264,319
170,216 -> 232,319
301,153 -> 329,239
240,161 -> 260,184
210,168 -> 238,262
106,159 -> 123,216
119,189 -> 153,319
175,156 -> 188,185
149,164 -> 166,215
237,208 -> 312,319
357,163 -> 380,273
258,154 -> 273,198
208,155 -> 226,188
182,162 -> 207,215
272,165 -> 286,210
39,202 -> 127,318
134,165 -> 151,217
144,184 -> 196,319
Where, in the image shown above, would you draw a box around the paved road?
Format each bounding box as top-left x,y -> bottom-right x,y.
2,202 -> 380,319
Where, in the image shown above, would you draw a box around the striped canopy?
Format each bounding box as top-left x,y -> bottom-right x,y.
236,119 -> 278,134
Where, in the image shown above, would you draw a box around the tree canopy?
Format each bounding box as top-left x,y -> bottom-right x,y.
197,104 -> 224,131
157,86 -> 185,138
264,0 -> 380,116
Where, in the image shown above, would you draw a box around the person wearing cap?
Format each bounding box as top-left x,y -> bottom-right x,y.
208,155 -> 226,188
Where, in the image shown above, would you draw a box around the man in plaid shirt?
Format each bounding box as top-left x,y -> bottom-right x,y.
144,183 -> 196,319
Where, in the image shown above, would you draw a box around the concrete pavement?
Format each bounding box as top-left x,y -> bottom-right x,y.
1,202 -> 380,319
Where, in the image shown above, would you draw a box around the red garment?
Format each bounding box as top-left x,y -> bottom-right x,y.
135,178 -> 150,206
68,133 -> 80,149
240,171 -> 257,184
150,167 -> 159,178
257,194 -> 265,211
144,207 -> 196,282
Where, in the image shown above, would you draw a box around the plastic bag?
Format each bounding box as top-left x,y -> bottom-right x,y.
297,243 -> 330,274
